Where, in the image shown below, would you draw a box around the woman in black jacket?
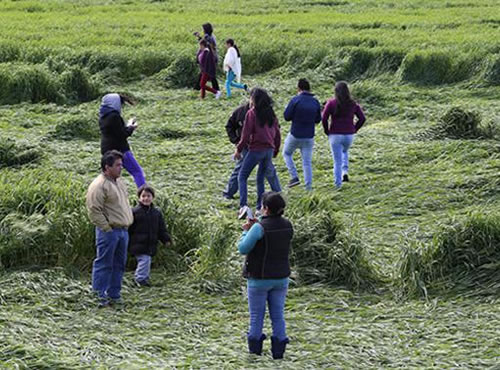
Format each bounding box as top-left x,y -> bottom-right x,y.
99,93 -> 145,188
128,185 -> 171,286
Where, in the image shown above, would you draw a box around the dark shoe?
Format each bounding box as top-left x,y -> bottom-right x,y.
136,279 -> 152,287
288,177 -> 300,188
222,192 -> 234,200
244,84 -> 248,92
248,334 -> 266,355
97,297 -> 110,309
342,173 -> 349,182
109,298 -> 125,308
271,336 -> 289,359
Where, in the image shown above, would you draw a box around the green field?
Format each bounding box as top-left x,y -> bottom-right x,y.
1,0 -> 500,368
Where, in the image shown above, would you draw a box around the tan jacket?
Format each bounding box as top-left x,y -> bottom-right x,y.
86,174 -> 133,232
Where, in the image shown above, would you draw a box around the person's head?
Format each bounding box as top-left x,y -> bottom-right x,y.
226,38 -> 240,57
202,23 -> 213,36
199,39 -> 209,50
137,184 -> 155,206
261,192 -> 286,217
250,87 -> 276,127
297,78 -> 310,92
101,150 -> 123,179
100,93 -> 135,114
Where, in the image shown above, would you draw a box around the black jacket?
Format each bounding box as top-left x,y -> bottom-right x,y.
99,111 -> 134,154
225,104 -> 250,144
128,204 -> 171,256
243,215 -> 293,279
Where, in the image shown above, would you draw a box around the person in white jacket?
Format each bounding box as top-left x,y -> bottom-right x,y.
223,39 -> 248,98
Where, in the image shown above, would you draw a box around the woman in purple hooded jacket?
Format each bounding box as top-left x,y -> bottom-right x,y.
197,39 -> 221,99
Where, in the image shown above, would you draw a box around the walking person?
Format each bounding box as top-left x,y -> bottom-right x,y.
223,102 -> 280,200
197,39 -> 221,99
235,88 -> 281,219
86,150 -> 133,308
282,78 -> 321,190
223,39 -> 247,98
194,22 -> 220,91
238,192 -> 293,359
128,184 -> 171,287
99,93 -> 146,188
322,81 -> 366,188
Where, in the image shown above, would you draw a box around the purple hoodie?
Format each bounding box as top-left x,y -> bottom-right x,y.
237,108 -> 281,157
322,98 -> 366,135
197,48 -> 216,78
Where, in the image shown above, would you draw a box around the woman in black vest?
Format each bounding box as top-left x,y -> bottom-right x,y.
238,192 -> 293,359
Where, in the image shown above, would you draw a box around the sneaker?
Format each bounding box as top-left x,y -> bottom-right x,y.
97,297 -> 110,309
136,279 -> 152,287
215,91 -> 222,99
254,209 -> 262,218
238,205 -> 249,220
288,177 -> 300,188
222,192 -> 234,200
342,174 -> 349,182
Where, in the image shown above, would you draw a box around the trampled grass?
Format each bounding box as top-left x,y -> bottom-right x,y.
0,0 -> 500,367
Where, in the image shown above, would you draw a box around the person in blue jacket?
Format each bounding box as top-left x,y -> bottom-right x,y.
282,78 -> 321,190
238,192 -> 293,359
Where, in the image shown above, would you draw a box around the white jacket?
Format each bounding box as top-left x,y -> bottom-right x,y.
223,46 -> 242,83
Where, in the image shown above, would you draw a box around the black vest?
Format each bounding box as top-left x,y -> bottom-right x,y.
243,215 -> 293,279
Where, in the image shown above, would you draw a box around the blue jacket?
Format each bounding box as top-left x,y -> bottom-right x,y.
283,91 -> 321,139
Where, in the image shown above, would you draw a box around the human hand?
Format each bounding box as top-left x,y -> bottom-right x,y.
242,218 -> 257,231
233,150 -> 241,160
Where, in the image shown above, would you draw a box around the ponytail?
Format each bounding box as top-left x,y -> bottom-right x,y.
226,38 -> 241,57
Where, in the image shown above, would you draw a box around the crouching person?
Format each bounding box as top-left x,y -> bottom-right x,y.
128,184 -> 171,287
237,192 -> 293,359
86,150 -> 133,308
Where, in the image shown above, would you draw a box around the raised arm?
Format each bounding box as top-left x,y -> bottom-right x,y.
238,223 -> 264,255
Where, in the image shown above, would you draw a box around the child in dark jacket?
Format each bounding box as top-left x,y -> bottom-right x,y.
238,192 -> 293,359
128,185 -> 171,286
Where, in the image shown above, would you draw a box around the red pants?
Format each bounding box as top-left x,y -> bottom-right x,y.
200,72 -> 217,98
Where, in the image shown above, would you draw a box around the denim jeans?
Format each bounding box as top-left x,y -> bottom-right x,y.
122,150 -> 146,188
247,284 -> 288,341
238,149 -> 281,209
135,254 -> 152,282
282,133 -> 314,190
328,134 -> 354,187
224,148 -> 281,199
92,228 -> 129,299
225,70 -> 245,98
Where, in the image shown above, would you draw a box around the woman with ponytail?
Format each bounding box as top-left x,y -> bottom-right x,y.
321,81 -> 366,187
223,39 -> 248,98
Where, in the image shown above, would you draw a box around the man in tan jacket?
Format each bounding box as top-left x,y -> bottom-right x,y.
86,150 -> 133,307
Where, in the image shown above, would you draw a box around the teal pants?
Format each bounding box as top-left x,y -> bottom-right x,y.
225,70 -> 245,97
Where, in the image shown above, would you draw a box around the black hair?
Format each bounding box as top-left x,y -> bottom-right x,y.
298,78 -> 310,91
226,38 -> 240,57
137,184 -> 155,198
119,93 -> 135,106
262,192 -> 286,216
101,150 -> 123,171
199,39 -> 209,48
202,23 -> 213,36
250,88 -> 276,128
333,81 -> 354,117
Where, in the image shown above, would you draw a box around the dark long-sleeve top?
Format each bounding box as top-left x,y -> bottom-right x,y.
321,98 -> 366,135
236,108 -> 281,157
128,203 -> 171,257
283,91 -> 321,139
225,103 -> 250,144
197,48 -> 216,78
99,111 -> 134,154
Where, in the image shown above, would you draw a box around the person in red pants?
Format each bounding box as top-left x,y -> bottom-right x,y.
197,39 -> 221,99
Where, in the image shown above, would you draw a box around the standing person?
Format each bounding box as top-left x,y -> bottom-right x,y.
197,39 -> 222,99
128,184 -> 171,287
238,192 -> 293,359
99,93 -> 146,188
194,23 -> 219,91
86,150 -> 133,308
322,81 -> 366,188
223,39 -> 247,98
235,88 -> 281,219
282,78 -> 321,190
223,102 -> 280,200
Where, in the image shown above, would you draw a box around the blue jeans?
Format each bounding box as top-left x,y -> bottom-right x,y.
122,150 -> 146,188
135,254 -> 152,282
282,133 -> 314,190
238,149 -> 281,209
328,134 -> 354,187
224,148 -> 281,198
225,70 -> 245,98
247,284 -> 288,341
92,228 -> 129,299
